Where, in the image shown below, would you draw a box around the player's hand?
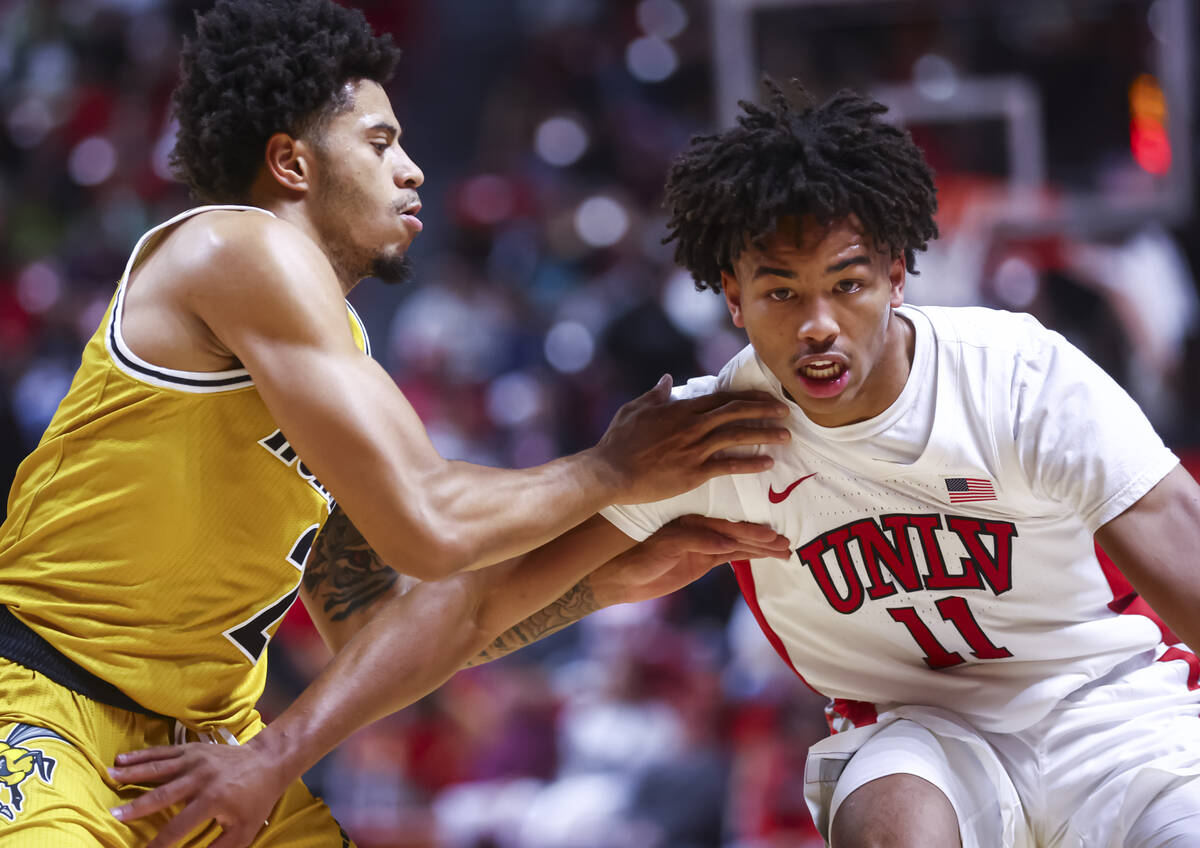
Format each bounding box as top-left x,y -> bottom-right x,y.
596,375 -> 790,504
108,737 -> 288,848
589,514 -> 792,607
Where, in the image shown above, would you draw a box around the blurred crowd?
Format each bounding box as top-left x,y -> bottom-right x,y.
2,0 -> 1198,846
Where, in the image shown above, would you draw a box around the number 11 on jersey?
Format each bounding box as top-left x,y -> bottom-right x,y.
888,595 -> 1012,669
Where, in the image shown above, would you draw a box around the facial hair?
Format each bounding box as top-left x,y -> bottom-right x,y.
308,142 -> 418,287
371,253 -> 414,285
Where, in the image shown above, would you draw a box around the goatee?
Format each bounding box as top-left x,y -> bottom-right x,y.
371,254 -> 414,286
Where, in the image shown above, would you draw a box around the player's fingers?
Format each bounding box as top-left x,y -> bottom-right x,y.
143,801 -> 220,848
725,543 -> 790,560
110,775 -> 200,821
696,425 -> 790,459
675,515 -> 787,544
114,746 -> 186,766
680,390 -> 782,414
719,529 -> 792,556
683,400 -> 790,430
653,523 -> 743,555
696,454 -> 775,480
645,373 -> 672,400
109,755 -> 189,785
723,550 -> 768,563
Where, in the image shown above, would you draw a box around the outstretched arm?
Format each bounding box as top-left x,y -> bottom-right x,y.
177,212 -> 789,580
465,511 -> 763,666
109,511 -> 790,848
466,578 -> 599,667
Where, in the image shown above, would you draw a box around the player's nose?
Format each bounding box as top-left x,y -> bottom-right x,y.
395,146 -> 423,189
797,299 -> 838,346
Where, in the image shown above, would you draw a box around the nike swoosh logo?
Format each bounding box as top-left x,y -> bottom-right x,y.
768,473 -> 818,503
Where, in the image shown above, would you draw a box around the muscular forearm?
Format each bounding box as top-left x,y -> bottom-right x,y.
466,577 -> 599,667
416,451 -> 621,573
252,573 -> 487,782
258,514 -> 634,783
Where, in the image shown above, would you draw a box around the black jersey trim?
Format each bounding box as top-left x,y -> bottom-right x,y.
106,205 -> 265,392
106,298 -> 253,388
107,205 -> 370,390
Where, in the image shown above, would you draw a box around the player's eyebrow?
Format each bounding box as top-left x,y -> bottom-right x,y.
366,121 -> 400,140
825,255 -> 871,273
751,265 -> 797,280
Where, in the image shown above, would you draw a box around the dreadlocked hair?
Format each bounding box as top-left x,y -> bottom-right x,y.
170,0 -> 401,202
663,78 -> 938,292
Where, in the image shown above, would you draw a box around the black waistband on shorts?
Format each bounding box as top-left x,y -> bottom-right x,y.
0,604 -> 161,717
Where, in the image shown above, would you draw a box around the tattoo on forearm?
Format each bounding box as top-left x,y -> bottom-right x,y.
465,578 -> 599,667
305,506 -> 399,621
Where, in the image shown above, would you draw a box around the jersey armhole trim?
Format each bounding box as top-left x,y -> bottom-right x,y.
104,205 -> 364,393
106,205 -> 274,393
345,299 -> 372,358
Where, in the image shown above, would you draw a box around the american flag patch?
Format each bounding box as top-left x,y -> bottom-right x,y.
945,477 -> 996,503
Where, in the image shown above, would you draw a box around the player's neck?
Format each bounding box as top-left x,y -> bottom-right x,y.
257,197 -> 361,295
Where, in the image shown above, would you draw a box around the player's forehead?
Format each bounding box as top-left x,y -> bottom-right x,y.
737,214 -> 878,273
326,79 -> 401,137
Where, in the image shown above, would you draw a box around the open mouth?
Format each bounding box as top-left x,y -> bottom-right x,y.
795,358 -> 849,399
800,359 -> 845,380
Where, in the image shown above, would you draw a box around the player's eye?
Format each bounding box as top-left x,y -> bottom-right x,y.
767,288 -> 793,302
835,279 -> 861,294
371,141 -> 389,154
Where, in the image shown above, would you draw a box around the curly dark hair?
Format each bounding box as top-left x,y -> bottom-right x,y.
663,79 -> 939,292
170,0 -> 402,202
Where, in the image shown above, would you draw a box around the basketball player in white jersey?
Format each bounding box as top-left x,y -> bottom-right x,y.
111,83 -> 1200,847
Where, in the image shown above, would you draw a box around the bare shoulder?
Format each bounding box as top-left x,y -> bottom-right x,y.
121,209 -> 337,371
168,211 -> 349,339
165,210 -> 335,299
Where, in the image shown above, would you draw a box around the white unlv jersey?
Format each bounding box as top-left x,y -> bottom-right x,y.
603,305 -> 1181,733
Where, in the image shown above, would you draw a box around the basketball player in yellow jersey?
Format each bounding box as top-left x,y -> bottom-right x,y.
0,0 -> 795,844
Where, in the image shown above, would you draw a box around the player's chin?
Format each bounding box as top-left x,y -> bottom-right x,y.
370,252 -> 414,285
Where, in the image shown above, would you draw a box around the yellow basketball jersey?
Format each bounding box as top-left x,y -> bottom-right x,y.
0,205 -> 371,733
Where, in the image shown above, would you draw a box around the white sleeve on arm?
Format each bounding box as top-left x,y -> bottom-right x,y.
600,484 -> 721,541
1011,319 -> 1178,531
601,374 -> 724,541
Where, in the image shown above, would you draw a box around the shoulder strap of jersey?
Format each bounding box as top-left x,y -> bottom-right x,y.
106,206 -> 275,393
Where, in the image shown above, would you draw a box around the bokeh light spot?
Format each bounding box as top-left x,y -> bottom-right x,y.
626,36 -> 678,83
68,136 -> 118,186
574,196 -> 629,248
535,116 -> 589,167
544,320 -> 595,374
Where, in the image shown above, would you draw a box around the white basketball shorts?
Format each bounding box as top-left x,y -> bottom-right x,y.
803,647 -> 1200,847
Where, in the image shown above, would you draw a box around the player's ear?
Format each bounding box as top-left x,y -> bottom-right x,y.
721,271 -> 745,328
263,133 -> 313,194
888,254 -> 906,308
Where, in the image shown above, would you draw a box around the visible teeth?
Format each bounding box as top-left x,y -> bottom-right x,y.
802,361 -> 844,379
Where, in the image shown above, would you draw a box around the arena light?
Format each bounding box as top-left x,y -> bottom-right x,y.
534,116 -> 589,167
1129,73 -> 1171,176
16,261 -> 62,315
626,35 -> 678,83
637,0 -> 688,39
68,136 -> 118,186
544,321 -> 594,374
574,196 -> 629,247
